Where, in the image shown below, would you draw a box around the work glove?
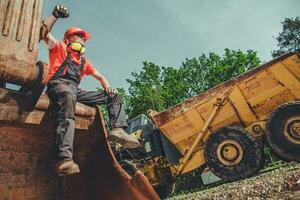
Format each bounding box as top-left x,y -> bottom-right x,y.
105,88 -> 117,95
52,5 -> 69,18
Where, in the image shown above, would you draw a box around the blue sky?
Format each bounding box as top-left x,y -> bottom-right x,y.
38,0 -> 300,91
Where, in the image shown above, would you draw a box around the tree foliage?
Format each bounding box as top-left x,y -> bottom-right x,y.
97,87 -> 129,130
126,49 -> 261,118
182,49 -> 260,95
272,17 -> 300,57
126,62 -> 166,118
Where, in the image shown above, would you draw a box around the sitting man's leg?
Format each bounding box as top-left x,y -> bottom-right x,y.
77,89 -> 140,148
47,82 -> 80,176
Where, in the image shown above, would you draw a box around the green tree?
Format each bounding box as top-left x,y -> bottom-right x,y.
272,17 -> 300,57
161,66 -> 190,108
97,87 -> 130,130
126,62 -> 165,118
126,49 -> 261,119
182,49 -> 261,95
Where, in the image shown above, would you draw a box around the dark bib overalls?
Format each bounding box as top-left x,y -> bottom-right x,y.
47,53 -> 127,160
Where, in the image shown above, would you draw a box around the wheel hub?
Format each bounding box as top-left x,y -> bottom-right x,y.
216,139 -> 243,166
284,117 -> 300,145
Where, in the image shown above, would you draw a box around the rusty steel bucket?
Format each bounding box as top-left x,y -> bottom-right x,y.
0,0 -> 48,86
0,92 -> 160,200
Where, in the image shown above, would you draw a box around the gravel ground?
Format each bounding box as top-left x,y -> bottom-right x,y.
169,162 -> 300,200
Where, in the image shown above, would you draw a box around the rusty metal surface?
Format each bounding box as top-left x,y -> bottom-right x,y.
0,88 -> 95,130
0,88 -> 96,130
35,95 -> 96,118
0,0 -> 47,86
0,95 -> 159,199
68,108 -> 160,200
0,122 -> 57,200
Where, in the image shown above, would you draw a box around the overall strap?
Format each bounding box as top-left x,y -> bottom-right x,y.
50,52 -> 71,82
75,57 -> 86,84
79,57 -> 86,72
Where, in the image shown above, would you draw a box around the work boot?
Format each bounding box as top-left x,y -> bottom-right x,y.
55,159 -> 80,176
108,128 -> 140,149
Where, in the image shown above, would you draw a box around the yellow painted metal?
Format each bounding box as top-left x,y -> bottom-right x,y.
245,121 -> 266,138
247,84 -> 287,106
269,63 -> 300,99
283,117 -> 300,145
176,96 -> 227,175
216,139 -> 243,166
281,54 -> 300,78
160,116 -> 195,145
170,165 -> 179,176
184,109 -> 206,131
132,129 -> 143,140
210,103 -> 239,126
141,159 -> 159,184
229,86 -> 257,125
179,150 -> 206,174
159,109 -> 206,145
138,157 -> 174,186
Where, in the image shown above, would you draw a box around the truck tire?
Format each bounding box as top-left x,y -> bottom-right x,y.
266,102 -> 300,161
154,181 -> 175,199
204,126 -> 262,182
154,167 -> 175,199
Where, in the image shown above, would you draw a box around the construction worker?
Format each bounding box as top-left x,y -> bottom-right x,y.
40,5 -> 140,176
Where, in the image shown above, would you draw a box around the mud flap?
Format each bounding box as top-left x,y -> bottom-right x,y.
69,107 -> 160,200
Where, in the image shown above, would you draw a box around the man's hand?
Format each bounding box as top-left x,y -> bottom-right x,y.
52,5 -> 69,18
105,88 -> 117,95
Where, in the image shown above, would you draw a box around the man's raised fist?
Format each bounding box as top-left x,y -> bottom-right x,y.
52,5 -> 69,18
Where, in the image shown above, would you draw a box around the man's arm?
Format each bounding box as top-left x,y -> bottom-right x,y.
91,70 -> 111,90
40,5 -> 69,50
91,70 -> 118,94
40,15 -> 57,42
43,32 -> 57,51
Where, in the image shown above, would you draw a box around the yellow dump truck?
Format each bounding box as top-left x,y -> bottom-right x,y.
118,52 -> 300,197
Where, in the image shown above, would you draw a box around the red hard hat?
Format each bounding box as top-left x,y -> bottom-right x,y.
64,27 -> 91,42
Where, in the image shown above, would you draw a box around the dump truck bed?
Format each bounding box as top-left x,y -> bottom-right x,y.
150,53 -> 300,156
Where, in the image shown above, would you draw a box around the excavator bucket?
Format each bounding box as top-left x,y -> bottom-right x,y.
0,93 -> 160,200
0,0 -> 159,199
70,107 -> 160,200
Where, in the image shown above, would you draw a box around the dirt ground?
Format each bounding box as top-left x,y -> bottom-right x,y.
169,162 -> 300,200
